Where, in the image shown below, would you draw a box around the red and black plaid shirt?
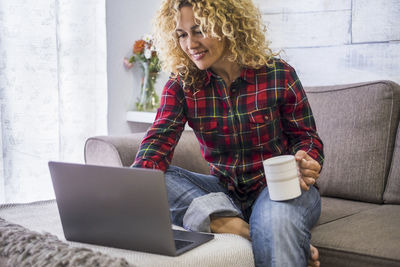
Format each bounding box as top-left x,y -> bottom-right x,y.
133,59 -> 324,208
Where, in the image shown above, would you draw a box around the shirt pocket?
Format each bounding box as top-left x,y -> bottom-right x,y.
248,107 -> 278,146
188,118 -> 219,148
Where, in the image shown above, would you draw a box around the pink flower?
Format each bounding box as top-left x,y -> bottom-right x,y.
123,58 -> 133,69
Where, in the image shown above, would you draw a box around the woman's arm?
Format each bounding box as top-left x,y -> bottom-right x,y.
132,78 -> 187,171
280,64 -> 324,169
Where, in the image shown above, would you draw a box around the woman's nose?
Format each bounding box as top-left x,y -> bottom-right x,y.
187,35 -> 198,49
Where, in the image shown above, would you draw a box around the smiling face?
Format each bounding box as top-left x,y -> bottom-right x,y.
176,6 -> 227,71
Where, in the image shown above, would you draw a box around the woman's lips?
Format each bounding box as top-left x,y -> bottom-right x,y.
191,51 -> 207,61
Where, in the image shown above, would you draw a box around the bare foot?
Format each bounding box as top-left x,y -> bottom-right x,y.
210,216 -> 250,240
308,244 -> 320,267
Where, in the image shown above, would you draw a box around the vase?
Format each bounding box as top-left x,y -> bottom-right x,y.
136,62 -> 159,112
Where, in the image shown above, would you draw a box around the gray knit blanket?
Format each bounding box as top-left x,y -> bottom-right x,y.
0,218 -> 134,267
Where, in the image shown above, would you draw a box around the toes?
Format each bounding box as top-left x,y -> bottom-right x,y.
307,260 -> 320,267
310,244 -> 319,260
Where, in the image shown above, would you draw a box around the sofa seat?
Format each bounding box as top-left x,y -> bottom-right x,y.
2,196 -> 397,267
316,197 -> 379,225
312,203 -> 400,267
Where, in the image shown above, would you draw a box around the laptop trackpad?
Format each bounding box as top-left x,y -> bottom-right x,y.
173,229 -> 214,255
175,239 -> 194,250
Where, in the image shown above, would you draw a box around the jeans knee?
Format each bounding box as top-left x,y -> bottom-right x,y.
250,212 -> 310,266
164,165 -> 181,179
164,166 -> 190,189
164,166 -> 199,185
249,188 -> 318,266
252,212 -> 304,239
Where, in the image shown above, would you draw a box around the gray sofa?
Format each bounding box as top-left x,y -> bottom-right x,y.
0,80 -> 399,266
84,80 -> 400,266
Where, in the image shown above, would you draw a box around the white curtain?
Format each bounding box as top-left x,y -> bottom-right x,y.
0,0 -> 108,203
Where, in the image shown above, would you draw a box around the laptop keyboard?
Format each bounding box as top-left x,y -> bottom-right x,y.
174,239 -> 194,250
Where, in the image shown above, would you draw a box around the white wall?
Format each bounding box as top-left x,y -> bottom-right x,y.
106,0 -> 166,134
107,0 -> 400,134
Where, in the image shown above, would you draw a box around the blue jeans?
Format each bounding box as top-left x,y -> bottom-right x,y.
165,166 -> 321,267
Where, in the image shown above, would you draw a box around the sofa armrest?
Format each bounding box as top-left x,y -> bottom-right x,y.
84,132 -> 145,167
84,131 -> 210,174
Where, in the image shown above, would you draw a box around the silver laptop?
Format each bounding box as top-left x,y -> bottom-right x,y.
48,161 -> 214,256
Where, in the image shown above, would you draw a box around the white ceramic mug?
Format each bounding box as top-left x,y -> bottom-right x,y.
263,155 -> 301,201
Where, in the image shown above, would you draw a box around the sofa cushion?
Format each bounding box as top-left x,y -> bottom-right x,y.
0,218 -> 131,267
170,131 -> 210,175
384,124 -> 400,203
85,134 -> 146,167
305,81 -> 400,203
85,131 -> 210,174
317,197 -> 378,226
0,200 -> 254,267
311,205 -> 400,267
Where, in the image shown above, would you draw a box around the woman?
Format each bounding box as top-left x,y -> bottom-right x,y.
132,0 -> 323,266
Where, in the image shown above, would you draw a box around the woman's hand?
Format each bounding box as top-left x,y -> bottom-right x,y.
295,150 -> 321,191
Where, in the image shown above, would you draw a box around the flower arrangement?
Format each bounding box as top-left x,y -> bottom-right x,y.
124,34 -> 161,111
124,34 -> 161,73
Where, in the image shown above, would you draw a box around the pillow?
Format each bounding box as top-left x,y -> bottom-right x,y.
305,81 -> 400,203
0,218 -> 131,267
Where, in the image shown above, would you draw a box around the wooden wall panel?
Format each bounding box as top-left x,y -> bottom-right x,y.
263,11 -> 351,48
352,0 -> 400,43
253,0 -> 350,13
249,0 -> 400,87
281,42 -> 400,86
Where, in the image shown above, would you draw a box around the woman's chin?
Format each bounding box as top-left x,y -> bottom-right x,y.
188,58 -> 207,70
193,63 -> 208,70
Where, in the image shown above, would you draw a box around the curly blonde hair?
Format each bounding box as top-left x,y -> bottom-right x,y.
153,0 -> 276,90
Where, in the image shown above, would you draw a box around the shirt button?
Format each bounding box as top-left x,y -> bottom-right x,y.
235,154 -> 239,158
264,115 -> 269,120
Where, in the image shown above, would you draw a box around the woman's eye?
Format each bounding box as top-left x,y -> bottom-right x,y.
194,31 -> 202,35
177,33 -> 187,39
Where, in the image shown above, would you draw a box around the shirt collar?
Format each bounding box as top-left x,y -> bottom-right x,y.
204,67 -> 257,86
